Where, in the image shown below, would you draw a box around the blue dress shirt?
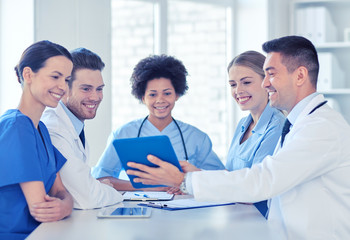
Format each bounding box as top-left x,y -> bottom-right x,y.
60,101 -> 84,135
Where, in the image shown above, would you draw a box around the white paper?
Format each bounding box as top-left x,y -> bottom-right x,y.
123,191 -> 174,201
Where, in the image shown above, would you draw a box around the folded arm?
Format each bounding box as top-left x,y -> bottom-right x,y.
20,173 -> 73,222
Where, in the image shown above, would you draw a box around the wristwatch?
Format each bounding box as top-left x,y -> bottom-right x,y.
179,173 -> 188,194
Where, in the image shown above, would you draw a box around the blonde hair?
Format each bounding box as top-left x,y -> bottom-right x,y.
227,50 -> 265,78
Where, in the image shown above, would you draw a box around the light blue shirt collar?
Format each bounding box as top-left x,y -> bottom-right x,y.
287,92 -> 319,125
240,102 -> 275,135
59,101 -> 84,135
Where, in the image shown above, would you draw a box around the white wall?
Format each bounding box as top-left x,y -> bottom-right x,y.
232,0 -> 269,122
235,0 -> 268,53
34,0 -> 112,166
0,0 -> 34,114
267,0 -> 290,39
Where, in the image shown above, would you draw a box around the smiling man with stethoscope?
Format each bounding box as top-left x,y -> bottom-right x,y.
91,54 -> 225,192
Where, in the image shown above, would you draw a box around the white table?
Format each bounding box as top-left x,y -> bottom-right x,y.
27,197 -> 283,240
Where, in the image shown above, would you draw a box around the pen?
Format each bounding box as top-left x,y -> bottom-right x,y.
134,193 -> 150,198
148,202 -> 167,208
130,198 -> 158,201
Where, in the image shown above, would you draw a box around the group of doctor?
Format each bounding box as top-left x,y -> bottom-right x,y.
1,34 -> 350,239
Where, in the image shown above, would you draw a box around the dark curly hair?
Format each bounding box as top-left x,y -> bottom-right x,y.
130,54 -> 189,101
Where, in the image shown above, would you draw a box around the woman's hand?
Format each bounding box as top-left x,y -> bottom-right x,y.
99,178 -> 114,187
167,187 -> 185,195
30,194 -> 71,222
20,177 -> 73,223
179,161 -> 201,173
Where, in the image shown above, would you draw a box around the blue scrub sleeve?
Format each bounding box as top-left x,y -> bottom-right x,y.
0,117 -> 43,188
53,146 -> 67,172
194,134 -> 225,170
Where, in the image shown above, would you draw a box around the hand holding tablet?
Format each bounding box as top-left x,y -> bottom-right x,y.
113,135 -> 182,188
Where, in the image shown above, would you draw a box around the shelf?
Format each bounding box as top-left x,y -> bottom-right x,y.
291,0 -> 350,124
293,0 -> 350,5
316,42 -> 350,50
320,89 -> 350,95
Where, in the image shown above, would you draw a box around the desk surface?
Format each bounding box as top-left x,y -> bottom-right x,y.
27,196 -> 282,240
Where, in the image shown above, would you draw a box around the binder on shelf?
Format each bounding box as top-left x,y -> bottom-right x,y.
294,6 -> 337,44
305,7 -> 314,40
317,52 -> 344,91
314,6 -> 337,44
295,7 -> 306,37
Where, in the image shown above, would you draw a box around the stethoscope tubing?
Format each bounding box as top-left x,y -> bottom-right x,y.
137,116 -> 189,161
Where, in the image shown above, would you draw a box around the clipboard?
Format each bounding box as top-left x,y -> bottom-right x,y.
138,198 -> 235,211
113,135 -> 182,188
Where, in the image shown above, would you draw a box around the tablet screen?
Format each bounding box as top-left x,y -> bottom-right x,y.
97,207 -> 151,218
111,207 -> 148,216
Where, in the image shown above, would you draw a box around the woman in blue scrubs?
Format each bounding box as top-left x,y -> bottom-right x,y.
92,54 -> 225,191
0,41 -> 74,239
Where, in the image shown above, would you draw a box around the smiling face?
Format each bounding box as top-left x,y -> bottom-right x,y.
63,69 -> 104,121
262,52 -> 297,113
142,77 -> 179,126
26,55 -> 73,109
228,65 -> 268,116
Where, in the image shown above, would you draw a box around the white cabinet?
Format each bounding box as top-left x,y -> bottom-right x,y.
291,0 -> 350,123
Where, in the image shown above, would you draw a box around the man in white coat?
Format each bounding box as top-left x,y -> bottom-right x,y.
41,48 -> 123,209
126,36 -> 350,239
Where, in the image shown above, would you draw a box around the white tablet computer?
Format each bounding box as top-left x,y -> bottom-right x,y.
113,135 -> 182,188
97,207 -> 151,218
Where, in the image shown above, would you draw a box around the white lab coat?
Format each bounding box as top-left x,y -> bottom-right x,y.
41,103 -> 123,209
190,94 -> 350,239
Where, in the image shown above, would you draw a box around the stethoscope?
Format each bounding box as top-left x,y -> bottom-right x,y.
137,115 -> 189,161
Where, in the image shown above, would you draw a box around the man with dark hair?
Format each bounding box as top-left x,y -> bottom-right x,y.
126,36 -> 350,239
41,48 -> 123,209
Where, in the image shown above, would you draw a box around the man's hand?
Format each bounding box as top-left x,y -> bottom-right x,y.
127,155 -> 184,187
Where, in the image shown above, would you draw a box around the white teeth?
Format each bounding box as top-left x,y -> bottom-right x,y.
268,92 -> 275,96
85,104 -> 96,109
238,97 -> 250,102
155,106 -> 166,109
51,93 -> 62,100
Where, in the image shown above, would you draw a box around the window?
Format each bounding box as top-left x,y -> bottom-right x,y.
111,0 -> 234,162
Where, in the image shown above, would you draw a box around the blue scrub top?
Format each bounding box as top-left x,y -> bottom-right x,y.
92,118 -> 225,179
0,110 -> 66,239
226,103 -> 285,171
